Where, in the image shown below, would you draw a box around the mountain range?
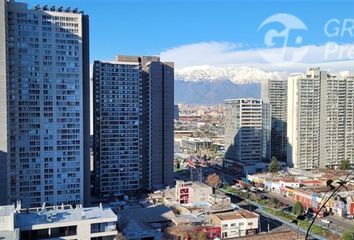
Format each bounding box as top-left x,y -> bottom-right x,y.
174,65 -> 287,104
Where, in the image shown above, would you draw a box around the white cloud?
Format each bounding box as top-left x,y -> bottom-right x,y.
160,41 -> 354,74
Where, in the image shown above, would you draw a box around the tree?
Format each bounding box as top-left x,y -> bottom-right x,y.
268,157 -> 280,173
342,231 -> 354,240
339,159 -> 351,170
292,201 -> 304,216
176,159 -> 181,170
198,231 -> 208,240
206,173 -> 222,189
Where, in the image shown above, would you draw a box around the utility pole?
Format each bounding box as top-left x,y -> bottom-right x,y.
267,217 -> 270,232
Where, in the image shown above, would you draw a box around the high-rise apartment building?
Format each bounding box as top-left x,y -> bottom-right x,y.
224,98 -> 271,167
0,1 -> 90,207
288,68 -> 354,170
174,104 -> 179,120
261,79 -> 288,163
93,55 -> 174,198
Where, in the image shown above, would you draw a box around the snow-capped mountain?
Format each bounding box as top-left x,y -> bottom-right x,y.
175,65 -> 287,84
174,65 -> 287,104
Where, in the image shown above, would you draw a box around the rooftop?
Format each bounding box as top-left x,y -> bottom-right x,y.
118,206 -> 175,225
213,209 -> 258,221
0,229 -> 19,240
0,205 -> 15,217
236,230 -> 299,240
16,205 -> 117,230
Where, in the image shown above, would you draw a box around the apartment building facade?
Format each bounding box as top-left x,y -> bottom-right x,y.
0,1 -> 90,207
287,68 -> 354,169
224,98 -> 271,167
93,55 -> 174,198
262,79 -> 288,163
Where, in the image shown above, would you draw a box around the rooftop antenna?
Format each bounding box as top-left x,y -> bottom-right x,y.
16,200 -> 22,213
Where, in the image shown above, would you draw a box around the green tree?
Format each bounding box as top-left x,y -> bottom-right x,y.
268,157 -> 280,173
176,159 -> 180,170
292,201 -> 304,216
339,159 -> 351,170
342,231 -> 354,240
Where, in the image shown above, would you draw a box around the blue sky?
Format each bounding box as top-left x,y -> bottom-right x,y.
25,0 -> 354,70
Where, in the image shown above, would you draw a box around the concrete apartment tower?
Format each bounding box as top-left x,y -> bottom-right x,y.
0,0 -> 90,207
287,68 -> 354,170
224,99 -> 271,170
93,55 -> 174,199
261,79 -> 288,164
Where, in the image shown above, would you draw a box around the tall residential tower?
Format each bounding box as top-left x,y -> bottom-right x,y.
261,79 -> 288,163
93,55 -> 174,198
0,0 -> 90,207
287,68 -> 354,170
224,99 -> 271,169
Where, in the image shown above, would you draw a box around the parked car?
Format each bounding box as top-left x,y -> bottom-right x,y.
321,218 -> 331,224
250,187 -> 257,192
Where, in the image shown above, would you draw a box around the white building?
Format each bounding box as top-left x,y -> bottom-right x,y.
224,99 -> 271,167
0,204 -> 117,240
287,68 -> 354,169
211,210 -> 259,239
0,0 -> 90,207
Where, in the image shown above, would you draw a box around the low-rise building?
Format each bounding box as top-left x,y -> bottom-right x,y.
118,206 -> 175,240
180,137 -> 213,154
208,194 -> 231,206
0,203 -> 118,240
211,210 -> 259,239
175,181 -> 213,205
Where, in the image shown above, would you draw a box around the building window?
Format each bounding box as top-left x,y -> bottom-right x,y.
91,222 -> 116,233
20,226 -> 77,239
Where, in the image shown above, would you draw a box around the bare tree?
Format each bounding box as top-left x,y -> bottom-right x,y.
116,232 -> 126,240
206,173 -> 222,189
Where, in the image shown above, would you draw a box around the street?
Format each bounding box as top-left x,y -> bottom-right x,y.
264,192 -> 353,234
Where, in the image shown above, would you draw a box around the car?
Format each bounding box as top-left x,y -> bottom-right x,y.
250,187 -> 257,192
321,219 -> 331,224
